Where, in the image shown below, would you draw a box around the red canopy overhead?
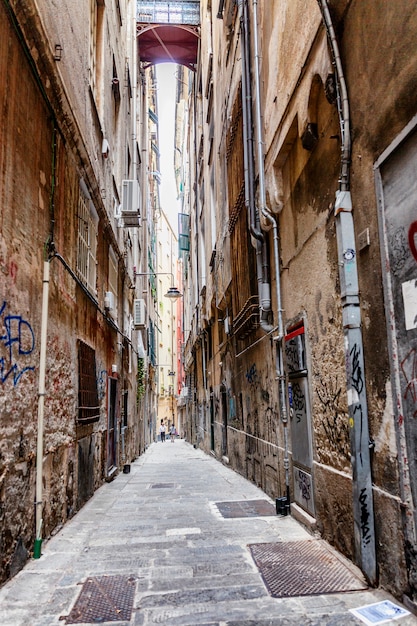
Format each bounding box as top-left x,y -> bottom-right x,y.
137,24 -> 199,70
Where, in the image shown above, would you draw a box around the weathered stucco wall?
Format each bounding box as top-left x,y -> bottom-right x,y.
0,0 -> 144,584
184,0 -> 417,603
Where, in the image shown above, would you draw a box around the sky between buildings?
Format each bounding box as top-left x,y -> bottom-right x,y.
156,63 -> 180,237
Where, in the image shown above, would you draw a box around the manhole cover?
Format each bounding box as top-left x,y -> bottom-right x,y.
215,499 -> 276,518
61,575 -> 136,623
249,540 -> 368,598
150,482 -> 176,489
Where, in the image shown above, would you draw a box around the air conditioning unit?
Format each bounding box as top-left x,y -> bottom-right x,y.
121,179 -> 140,213
104,291 -> 115,311
121,179 -> 141,227
133,298 -> 146,328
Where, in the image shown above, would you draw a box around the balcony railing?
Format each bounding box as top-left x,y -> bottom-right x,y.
137,0 -> 200,25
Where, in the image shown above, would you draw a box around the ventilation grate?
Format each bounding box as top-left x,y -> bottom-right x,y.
61,575 -> 136,623
249,541 -> 368,598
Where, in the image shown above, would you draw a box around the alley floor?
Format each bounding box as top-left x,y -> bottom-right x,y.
1,439 -> 416,626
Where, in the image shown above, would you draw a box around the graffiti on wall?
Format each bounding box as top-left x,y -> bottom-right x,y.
297,468 -> 312,502
359,487 -> 372,546
316,377 -> 350,461
400,347 -> 417,419
388,221 -> 417,275
349,341 -> 364,449
0,301 -> 35,385
97,367 -> 107,401
291,380 -> 306,423
245,363 -> 258,385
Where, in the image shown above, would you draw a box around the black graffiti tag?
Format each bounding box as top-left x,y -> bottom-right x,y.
350,343 -> 364,395
297,470 -> 311,501
292,381 -> 306,423
359,487 -> 371,546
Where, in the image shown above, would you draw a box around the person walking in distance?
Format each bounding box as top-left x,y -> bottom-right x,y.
159,419 -> 166,443
169,423 -> 176,443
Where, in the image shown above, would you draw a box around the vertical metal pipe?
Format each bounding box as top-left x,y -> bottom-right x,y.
132,0 -> 139,274
34,259 -> 50,558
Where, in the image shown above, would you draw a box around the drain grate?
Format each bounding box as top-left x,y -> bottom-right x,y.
249,540 -> 368,598
61,575 -> 136,623
215,499 -> 276,518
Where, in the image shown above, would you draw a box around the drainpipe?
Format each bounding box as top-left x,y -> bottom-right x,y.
34,257 -> 51,558
132,2 -> 140,278
241,0 -> 290,503
239,0 -> 273,335
34,121 -> 57,559
317,0 -> 376,584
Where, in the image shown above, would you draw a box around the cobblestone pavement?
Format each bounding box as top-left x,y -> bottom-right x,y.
1,440 -> 416,626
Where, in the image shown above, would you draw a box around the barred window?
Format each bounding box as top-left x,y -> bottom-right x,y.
77,340 -> 100,423
77,184 -> 98,294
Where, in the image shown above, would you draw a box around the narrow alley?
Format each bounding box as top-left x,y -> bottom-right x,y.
4,0 -> 417,615
0,440 -> 415,626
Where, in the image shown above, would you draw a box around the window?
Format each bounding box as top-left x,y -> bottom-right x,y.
89,0 -> 105,98
77,182 -> 98,294
108,246 -> 118,316
77,340 -> 100,423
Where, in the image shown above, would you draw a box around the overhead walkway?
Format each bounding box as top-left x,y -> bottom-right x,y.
137,0 -> 200,69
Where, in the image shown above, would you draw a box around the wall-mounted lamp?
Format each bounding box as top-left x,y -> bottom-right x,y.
164,286 -> 182,300
134,272 -> 183,301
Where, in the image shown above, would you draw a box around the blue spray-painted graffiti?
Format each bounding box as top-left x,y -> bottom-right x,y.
245,363 -> 258,385
97,368 -> 107,401
0,301 -> 35,385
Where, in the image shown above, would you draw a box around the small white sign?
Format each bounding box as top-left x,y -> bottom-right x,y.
350,600 -> 410,625
402,278 -> 417,330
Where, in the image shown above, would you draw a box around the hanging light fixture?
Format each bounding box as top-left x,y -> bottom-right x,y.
164,286 -> 183,300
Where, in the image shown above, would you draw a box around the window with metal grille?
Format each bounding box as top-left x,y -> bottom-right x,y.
77,340 -> 100,423
77,185 -> 98,294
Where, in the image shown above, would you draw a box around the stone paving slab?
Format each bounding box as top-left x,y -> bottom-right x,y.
0,440 -> 416,626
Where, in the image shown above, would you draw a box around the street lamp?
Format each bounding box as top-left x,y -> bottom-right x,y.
134,272 -> 183,301
164,286 -> 182,300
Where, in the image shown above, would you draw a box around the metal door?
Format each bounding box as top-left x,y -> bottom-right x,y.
285,325 -> 315,516
376,126 -> 417,535
107,376 -> 118,473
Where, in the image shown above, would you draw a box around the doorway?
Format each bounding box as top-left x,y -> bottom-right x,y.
107,376 -> 118,474
285,324 -> 315,517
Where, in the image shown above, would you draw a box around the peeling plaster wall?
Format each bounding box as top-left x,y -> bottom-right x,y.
186,0 -> 417,601
0,0 -> 141,584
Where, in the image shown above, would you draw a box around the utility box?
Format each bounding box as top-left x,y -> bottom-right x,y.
121,179 -> 141,227
133,298 -> 146,328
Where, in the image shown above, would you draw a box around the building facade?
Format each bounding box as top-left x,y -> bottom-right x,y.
178,0 -> 417,605
0,0 -> 158,581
